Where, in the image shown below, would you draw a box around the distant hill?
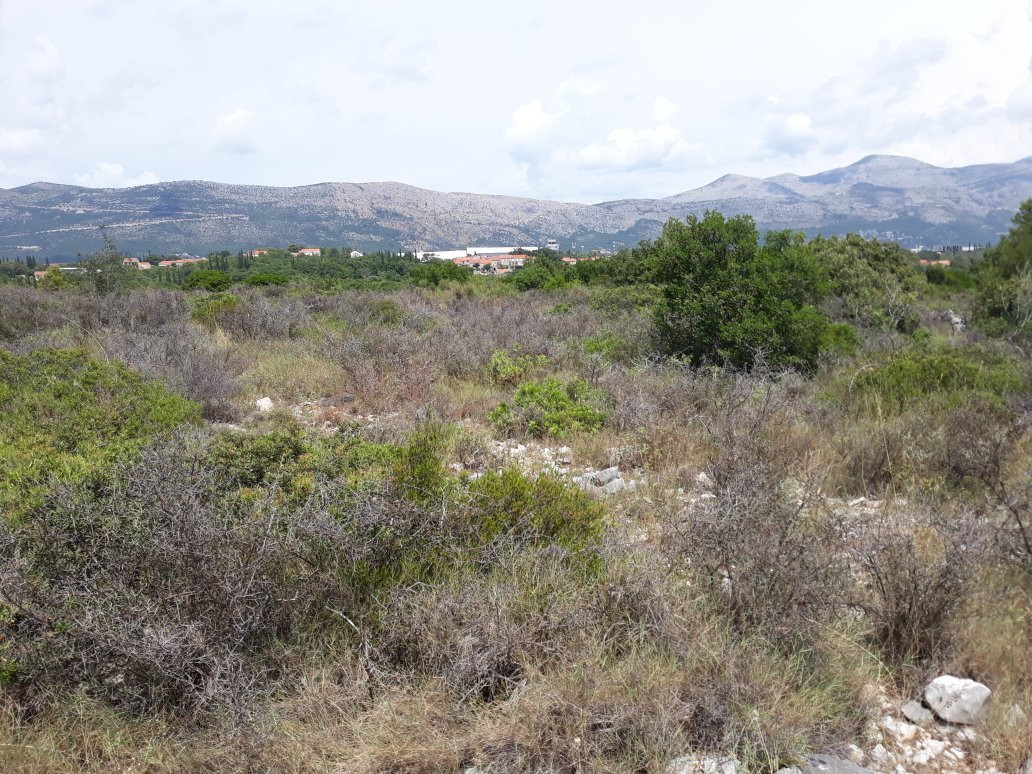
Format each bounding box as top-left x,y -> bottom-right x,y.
1,154 -> 1030,258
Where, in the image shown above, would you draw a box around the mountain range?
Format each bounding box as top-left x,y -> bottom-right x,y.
1,154 -> 1031,259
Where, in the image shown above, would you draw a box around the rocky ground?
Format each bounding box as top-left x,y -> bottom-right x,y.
267,396 -> 1028,774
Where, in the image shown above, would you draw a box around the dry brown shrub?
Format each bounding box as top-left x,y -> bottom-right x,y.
849,502 -> 991,667
663,368 -> 849,644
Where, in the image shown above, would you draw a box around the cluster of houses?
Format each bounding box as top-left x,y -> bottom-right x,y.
248,248 -> 365,258
119,254 -> 210,270
30,254 -> 207,280
450,252 -> 600,275
918,258 -> 952,267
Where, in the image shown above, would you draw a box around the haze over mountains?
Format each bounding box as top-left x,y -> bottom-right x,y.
1,154 -> 1030,259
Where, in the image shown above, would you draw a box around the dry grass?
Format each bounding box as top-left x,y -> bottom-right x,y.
949,567 -> 1032,770
238,340 -> 349,404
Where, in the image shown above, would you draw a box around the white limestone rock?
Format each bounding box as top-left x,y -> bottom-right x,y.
665,754 -> 740,774
924,675 -> 991,724
901,700 -> 934,727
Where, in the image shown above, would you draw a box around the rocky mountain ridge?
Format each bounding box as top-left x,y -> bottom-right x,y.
1,154 -> 1030,258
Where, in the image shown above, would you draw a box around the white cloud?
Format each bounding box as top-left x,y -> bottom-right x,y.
651,97 -> 678,123
761,112 -> 819,158
1007,80 -> 1032,121
27,35 -> 62,77
212,108 -> 257,154
558,76 -> 602,97
74,162 -> 159,188
0,0 -> 1029,201
507,101 -> 563,142
0,128 -> 43,154
572,124 -> 692,171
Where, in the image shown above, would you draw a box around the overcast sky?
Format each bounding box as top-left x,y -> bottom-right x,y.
1,0 -> 1031,202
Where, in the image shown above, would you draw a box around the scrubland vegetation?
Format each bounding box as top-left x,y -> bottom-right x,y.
0,205 -> 1029,772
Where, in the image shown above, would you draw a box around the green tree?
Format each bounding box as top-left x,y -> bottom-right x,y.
974,199 -> 1032,335
650,212 -> 832,370
79,234 -> 135,295
409,261 -> 472,287
184,269 -> 233,292
810,233 -> 919,330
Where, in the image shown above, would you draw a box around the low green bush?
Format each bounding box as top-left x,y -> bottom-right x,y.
582,333 -> 637,363
369,298 -> 405,327
184,269 -> 233,292
391,421 -> 450,504
466,468 -> 606,554
244,272 -> 289,286
191,291 -> 239,328
486,348 -> 549,386
0,349 -> 199,519
206,423 -> 309,489
818,322 -> 860,358
843,343 -> 1026,414
489,377 -> 608,437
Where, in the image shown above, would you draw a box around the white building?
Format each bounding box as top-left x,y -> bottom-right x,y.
415,245 -> 539,261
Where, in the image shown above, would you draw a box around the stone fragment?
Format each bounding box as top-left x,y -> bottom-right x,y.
665,754 -> 740,774
924,675 -> 991,724
901,700 -> 934,726
799,753 -> 874,773
590,466 -> 621,486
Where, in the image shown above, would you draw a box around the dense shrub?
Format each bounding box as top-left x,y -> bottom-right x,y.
850,504 -> 989,664
184,269 -> 233,292
0,436 -> 353,715
191,291 -> 240,328
409,261 -> 472,287
486,348 -> 549,385
840,343 -> 1026,414
649,213 -> 832,370
105,323 -> 242,420
244,272 -> 289,287
973,199 -> 1032,336
810,233 -> 920,330
490,377 -> 608,437
466,468 -> 606,553
0,349 -> 199,518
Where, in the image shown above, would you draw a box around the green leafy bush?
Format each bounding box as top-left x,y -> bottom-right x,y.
466,468 -> 606,553
486,348 -> 549,385
0,349 -> 199,518
924,265 -> 976,290
489,377 -> 607,437
369,298 -> 405,327
191,291 -> 240,328
184,269 -> 233,292
839,344 -> 1027,414
810,233 -> 920,330
582,333 -> 637,363
244,272 -> 289,286
649,213 -> 832,370
391,421 -> 450,504
818,322 -> 860,358
409,261 -> 472,287
206,424 -> 309,489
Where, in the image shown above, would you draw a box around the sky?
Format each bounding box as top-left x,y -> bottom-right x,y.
1,0 -> 1031,202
